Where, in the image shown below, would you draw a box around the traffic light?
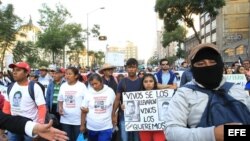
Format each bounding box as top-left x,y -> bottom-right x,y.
98,36 -> 107,41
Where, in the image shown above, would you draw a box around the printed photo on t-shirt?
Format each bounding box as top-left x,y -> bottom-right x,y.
12,91 -> 22,107
94,96 -> 108,114
65,91 -> 76,108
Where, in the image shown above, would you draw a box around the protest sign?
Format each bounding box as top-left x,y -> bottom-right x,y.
224,74 -> 247,88
123,89 -> 174,131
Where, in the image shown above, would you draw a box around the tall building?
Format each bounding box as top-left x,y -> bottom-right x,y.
106,41 -> 138,60
156,24 -> 177,59
200,12 -> 217,44
217,0 -> 250,63
199,0 -> 250,64
156,30 -> 168,59
16,17 -> 41,42
124,41 -> 138,59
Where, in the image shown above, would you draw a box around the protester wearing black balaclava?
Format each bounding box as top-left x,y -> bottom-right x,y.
189,44 -> 224,89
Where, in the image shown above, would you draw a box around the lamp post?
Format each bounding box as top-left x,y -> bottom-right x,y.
86,7 -> 105,67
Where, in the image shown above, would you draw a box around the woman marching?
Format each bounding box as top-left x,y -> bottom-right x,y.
80,73 -> 116,141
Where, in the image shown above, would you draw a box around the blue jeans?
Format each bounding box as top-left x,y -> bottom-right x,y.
119,112 -> 139,141
88,129 -> 112,141
61,123 -> 80,141
7,131 -> 32,141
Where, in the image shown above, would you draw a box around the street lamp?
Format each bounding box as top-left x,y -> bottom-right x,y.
86,7 -> 105,67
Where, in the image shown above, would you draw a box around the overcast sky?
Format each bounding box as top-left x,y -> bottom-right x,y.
3,0 -> 158,61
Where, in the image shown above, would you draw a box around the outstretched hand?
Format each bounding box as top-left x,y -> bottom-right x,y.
33,120 -> 69,141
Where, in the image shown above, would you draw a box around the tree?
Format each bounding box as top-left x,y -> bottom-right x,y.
176,46 -> 187,59
37,3 -> 85,65
147,56 -> 159,66
155,0 -> 225,43
162,25 -> 187,47
12,41 -> 49,68
166,56 -> 178,66
0,4 -> 21,70
94,51 -> 105,67
37,4 -> 101,67
66,23 -> 85,65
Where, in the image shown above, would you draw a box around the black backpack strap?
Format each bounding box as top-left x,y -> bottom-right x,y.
122,78 -> 127,92
28,81 -> 35,101
7,82 -> 15,97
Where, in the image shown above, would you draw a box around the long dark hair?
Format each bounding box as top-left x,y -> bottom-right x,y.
141,73 -> 157,90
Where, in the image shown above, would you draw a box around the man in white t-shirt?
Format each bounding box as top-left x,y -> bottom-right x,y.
3,62 -> 46,141
38,66 -> 53,97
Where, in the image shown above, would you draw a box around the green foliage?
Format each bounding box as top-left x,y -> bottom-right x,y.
91,25 -> 101,37
94,51 -> 105,67
85,50 -> 105,68
162,26 -> 187,47
147,56 -> 159,66
166,56 -> 178,65
176,46 -> 187,59
0,4 -> 21,70
155,0 -> 225,43
36,3 -> 85,65
12,41 -> 49,68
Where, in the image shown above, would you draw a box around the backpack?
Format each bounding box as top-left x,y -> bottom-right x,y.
7,81 -> 59,126
7,81 -> 45,101
184,82 -> 250,127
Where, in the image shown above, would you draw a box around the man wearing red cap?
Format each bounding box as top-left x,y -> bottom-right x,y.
3,62 -> 46,141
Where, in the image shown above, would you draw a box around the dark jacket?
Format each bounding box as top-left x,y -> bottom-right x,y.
46,79 -> 65,112
102,75 -> 118,93
0,111 -> 30,135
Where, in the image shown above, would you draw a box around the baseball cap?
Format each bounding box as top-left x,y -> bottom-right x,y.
29,72 -> 39,78
9,62 -> 31,73
188,43 -> 220,63
53,67 -> 65,73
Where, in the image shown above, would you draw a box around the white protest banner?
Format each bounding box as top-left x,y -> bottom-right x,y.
105,52 -> 125,66
123,89 -> 174,131
224,74 -> 247,88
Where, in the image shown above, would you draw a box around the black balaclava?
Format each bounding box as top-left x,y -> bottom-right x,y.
191,47 -> 224,89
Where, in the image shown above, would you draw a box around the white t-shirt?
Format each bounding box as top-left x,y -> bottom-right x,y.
38,74 -> 52,97
81,85 -> 115,131
58,81 -> 88,125
6,82 -> 45,122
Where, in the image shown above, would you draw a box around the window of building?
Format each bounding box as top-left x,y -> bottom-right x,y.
205,24 -> 210,34
212,20 -> 216,30
236,45 -> 244,55
206,35 -> 211,43
212,33 -> 216,42
201,27 -> 204,36
202,38 -> 205,43
224,48 -> 235,56
205,13 -> 210,22
200,16 -> 204,25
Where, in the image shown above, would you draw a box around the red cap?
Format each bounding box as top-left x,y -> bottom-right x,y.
9,62 -> 31,73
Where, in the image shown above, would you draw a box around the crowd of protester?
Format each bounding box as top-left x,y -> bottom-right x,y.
0,43 -> 249,141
